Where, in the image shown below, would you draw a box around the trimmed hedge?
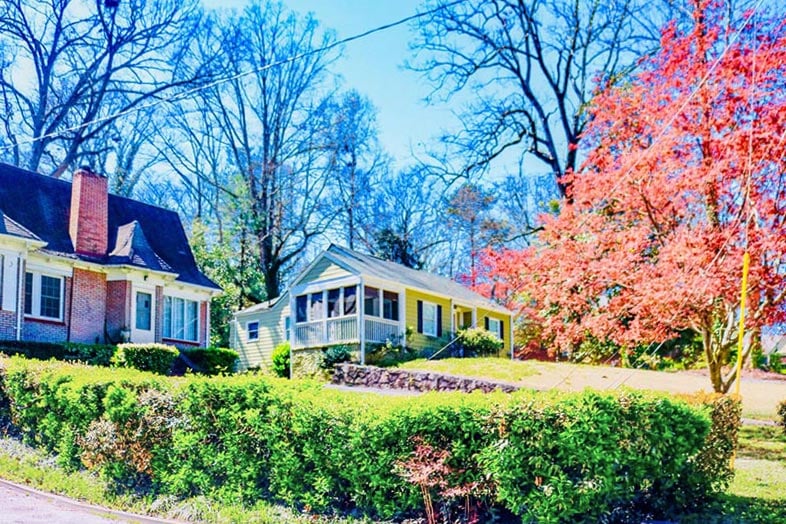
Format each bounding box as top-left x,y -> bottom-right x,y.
115,343 -> 179,375
0,340 -> 115,366
180,347 -> 239,376
0,356 -> 739,522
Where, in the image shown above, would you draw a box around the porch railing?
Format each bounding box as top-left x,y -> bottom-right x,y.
292,316 -> 359,348
365,317 -> 400,343
292,315 -> 401,348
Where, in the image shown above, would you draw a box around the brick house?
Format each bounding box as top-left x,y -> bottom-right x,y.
0,163 -> 221,347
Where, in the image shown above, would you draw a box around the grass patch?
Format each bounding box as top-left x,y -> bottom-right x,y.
398,356 -> 539,381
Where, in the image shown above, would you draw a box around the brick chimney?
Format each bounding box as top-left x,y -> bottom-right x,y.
69,166 -> 108,257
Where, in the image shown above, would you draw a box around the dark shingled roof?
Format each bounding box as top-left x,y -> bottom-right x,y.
0,162 -> 220,290
0,208 -> 41,241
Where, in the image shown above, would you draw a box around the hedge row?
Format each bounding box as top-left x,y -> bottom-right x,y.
0,356 -> 740,522
0,340 -> 238,376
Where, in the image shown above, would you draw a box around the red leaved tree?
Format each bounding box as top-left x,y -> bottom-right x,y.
482,0 -> 786,393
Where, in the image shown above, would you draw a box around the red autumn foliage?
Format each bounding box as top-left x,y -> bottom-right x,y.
479,0 -> 786,392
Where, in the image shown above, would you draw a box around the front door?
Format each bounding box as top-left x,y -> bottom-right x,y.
132,289 -> 155,343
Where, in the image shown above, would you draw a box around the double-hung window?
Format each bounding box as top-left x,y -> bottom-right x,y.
422,302 -> 437,337
487,317 -> 502,340
247,321 -> 259,341
163,296 -> 199,342
24,271 -> 64,321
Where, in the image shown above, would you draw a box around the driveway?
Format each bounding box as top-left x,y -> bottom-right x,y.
0,479 -> 177,524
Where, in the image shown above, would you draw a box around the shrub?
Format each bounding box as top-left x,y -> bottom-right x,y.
778,399 -> 786,435
115,344 -> 179,375
456,327 -> 503,357
63,343 -> 116,366
0,340 -> 116,365
365,340 -> 419,367
271,342 -> 290,378
180,347 -> 238,376
0,357 -> 733,522
320,345 -> 353,370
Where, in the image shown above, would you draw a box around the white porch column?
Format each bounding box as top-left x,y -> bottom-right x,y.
322,290 -> 328,344
399,289 -> 406,348
358,280 -> 365,364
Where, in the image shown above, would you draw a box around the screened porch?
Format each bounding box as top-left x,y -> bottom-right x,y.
291,283 -> 402,349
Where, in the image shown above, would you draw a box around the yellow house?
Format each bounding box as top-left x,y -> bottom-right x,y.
231,244 -> 513,371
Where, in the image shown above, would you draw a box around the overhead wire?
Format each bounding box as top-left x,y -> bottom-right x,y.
0,0 -> 467,155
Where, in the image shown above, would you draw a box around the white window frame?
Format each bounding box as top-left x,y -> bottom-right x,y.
163,295 -> 200,343
487,317 -> 502,340
24,270 -> 65,321
135,291 -> 153,331
422,301 -> 437,337
247,320 -> 259,341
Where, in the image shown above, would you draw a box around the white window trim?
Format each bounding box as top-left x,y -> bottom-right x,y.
24,270 -> 65,321
422,301 -> 438,337
487,317 -> 502,340
163,294 -> 201,343
247,320 -> 260,341
134,290 -> 154,331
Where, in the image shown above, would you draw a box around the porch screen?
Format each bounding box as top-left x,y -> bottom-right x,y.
343,286 -> 357,315
383,291 -> 399,321
310,293 -> 324,320
364,286 -> 380,317
328,288 -> 342,317
295,295 -> 308,323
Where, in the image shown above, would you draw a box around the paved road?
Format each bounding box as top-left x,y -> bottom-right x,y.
0,479 -> 177,524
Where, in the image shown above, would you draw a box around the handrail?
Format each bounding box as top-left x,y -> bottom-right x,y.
427,333 -> 461,361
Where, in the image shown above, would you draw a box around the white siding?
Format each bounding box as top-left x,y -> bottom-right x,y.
234,301 -> 291,371
299,257 -> 351,284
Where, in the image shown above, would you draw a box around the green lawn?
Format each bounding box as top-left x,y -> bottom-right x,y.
399,355 -> 540,382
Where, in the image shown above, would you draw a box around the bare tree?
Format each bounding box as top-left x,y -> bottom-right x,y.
321,90 -> 389,250
0,0 -> 204,175
169,1 -> 340,300
370,167 -> 448,270
411,0 -> 671,198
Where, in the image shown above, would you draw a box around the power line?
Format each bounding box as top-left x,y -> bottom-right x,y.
0,0 -> 466,155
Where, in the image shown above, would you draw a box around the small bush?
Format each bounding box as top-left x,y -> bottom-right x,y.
457,328 -> 503,357
778,399 -> 786,435
366,340 -> 419,367
320,345 -> 352,370
115,344 -> 179,375
63,343 -> 116,366
180,347 -> 238,376
271,342 -> 290,378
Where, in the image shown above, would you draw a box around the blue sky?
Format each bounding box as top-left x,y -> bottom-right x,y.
204,0 -> 455,171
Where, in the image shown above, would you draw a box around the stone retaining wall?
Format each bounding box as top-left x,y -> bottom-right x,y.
332,363 -> 520,393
